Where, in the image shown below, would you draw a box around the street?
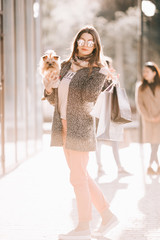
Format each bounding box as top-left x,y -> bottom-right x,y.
0,134 -> 160,240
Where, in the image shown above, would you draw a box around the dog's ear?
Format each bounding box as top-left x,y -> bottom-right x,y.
42,55 -> 48,61
53,56 -> 59,61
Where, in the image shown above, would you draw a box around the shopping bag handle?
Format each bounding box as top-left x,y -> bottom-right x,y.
103,81 -> 120,93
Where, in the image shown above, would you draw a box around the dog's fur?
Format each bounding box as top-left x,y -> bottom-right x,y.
39,50 -> 61,99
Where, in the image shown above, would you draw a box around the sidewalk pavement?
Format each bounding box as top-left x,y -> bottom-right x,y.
0,134 -> 160,240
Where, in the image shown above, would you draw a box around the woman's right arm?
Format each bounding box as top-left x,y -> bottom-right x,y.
43,60 -> 67,105
44,88 -> 56,105
42,62 -> 63,105
42,75 -> 56,105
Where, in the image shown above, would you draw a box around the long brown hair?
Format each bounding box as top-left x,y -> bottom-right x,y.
140,61 -> 160,93
67,26 -> 106,69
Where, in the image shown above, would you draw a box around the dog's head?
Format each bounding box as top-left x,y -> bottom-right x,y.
39,50 -> 61,76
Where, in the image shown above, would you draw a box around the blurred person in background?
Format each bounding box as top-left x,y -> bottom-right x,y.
96,57 -> 129,177
43,26 -> 119,240
136,61 -> 160,175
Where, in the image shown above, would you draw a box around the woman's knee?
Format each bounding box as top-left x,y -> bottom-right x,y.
70,171 -> 88,187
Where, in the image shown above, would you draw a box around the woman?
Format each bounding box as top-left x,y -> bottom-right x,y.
136,61 -> 160,175
43,26 -> 118,240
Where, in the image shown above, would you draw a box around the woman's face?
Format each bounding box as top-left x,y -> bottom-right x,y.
143,66 -> 156,83
77,33 -> 95,57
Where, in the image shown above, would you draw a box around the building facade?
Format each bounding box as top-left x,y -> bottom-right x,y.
0,0 -> 43,176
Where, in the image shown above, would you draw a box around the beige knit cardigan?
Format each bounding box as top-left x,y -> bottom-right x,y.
136,82 -> 160,144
